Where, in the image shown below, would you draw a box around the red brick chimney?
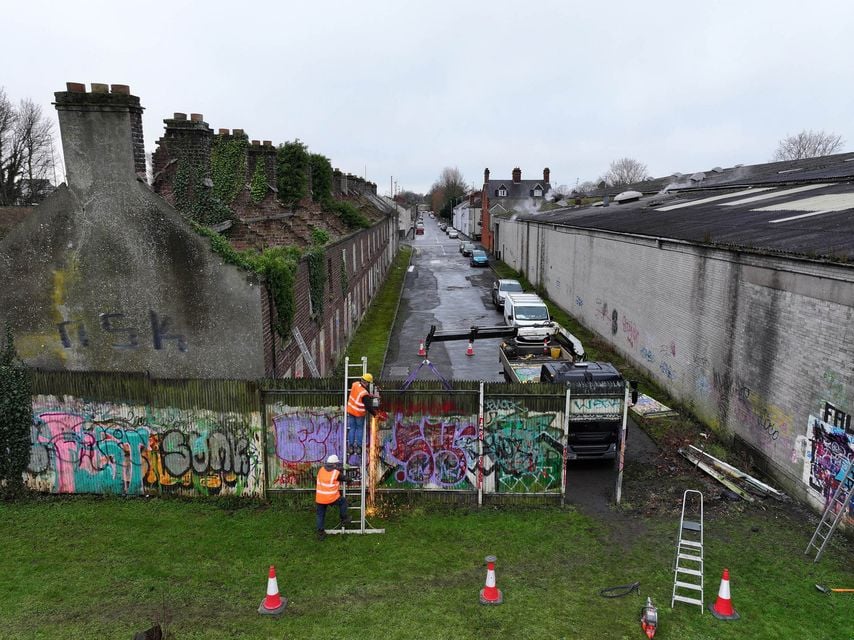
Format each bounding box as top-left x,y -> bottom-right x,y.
512,167 -> 521,183
543,167 -> 550,184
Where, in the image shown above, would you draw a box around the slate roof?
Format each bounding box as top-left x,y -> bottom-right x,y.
515,180 -> 854,261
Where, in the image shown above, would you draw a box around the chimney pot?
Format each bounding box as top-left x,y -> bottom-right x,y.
91,83 -> 109,94
110,84 -> 130,95
66,82 -> 86,93
263,140 -> 272,146
543,167 -> 550,184
251,139 -> 260,146
484,167 -> 490,183
190,113 -> 203,122
218,128 -> 229,135
173,112 -> 187,121
233,128 -> 245,137
512,167 -> 522,183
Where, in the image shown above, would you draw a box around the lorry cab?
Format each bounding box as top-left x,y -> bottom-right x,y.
503,293 -> 552,341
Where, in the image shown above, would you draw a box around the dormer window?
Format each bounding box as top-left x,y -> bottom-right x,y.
497,184 -> 507,197
532,184 -> 543,197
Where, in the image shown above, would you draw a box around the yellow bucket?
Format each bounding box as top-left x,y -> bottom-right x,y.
550,347 -> 562,359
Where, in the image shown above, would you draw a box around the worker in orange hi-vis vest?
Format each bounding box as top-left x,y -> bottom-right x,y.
346,372 -> 376,456
315,454 -> 351,540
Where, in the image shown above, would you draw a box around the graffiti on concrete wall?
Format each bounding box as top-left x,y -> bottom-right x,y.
803,414 -> 853,524
28,399 -> 262,496
57,311 -> 188,352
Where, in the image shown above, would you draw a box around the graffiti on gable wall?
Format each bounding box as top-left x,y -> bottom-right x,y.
802,414 -> 853,525
269,407 -> 343,489
27,399 -> 262,496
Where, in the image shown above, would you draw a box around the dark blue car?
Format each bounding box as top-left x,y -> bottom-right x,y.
470,249 -> 488,267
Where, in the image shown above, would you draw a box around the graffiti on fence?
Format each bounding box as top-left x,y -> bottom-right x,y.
28,402 -> 262,496
484,401 -> 563,492
804,414 -> 853,525
270,409 -> 343,488
382,414 -> 478,489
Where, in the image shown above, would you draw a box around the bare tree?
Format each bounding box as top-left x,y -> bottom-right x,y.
0,88 -> 55,206
602,157 -> 648,187
573,181 -> 598,196
428,166 -> 467,218
772,129 -> 845,161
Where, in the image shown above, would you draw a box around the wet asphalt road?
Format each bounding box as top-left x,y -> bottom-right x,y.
383,217 -> 506,382
381,216 -> 660,510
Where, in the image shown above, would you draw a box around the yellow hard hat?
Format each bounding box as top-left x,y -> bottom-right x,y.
361,372 -> 374,383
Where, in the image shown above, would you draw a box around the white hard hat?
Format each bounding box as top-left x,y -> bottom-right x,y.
326,454 -> 340,464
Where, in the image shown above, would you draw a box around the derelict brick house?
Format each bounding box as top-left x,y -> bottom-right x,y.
0,83 -> 397,379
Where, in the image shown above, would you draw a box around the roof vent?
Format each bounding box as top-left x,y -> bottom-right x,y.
672,172 -> 683,179
614,190 -> 642,204
711,166 -> 723,173
777,168 -> 803,174
734,164 -> 744,168
689,172 -> 706,182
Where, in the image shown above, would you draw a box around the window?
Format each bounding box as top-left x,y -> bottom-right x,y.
534,186 -> 543,197
498,185 -> 507,197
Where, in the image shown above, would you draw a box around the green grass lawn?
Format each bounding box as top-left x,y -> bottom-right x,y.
1,492 -> 851,640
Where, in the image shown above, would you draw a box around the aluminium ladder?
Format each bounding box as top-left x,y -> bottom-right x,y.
671,490 -> 704,612
326,356 -> 384,536
805,461 -> 853,563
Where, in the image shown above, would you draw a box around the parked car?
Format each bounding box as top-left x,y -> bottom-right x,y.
448,229 -> 459,239
415,226 -> 424,235
491,278 -> 523,309
438,222 -> 447,231
460,241 -> 474,256
470,250 -> 489,267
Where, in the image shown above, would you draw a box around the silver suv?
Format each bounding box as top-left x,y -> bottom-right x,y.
491,278 -> 523,309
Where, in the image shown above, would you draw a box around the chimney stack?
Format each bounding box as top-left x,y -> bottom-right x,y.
543,167 -> 550,184
484,167 -> 490,184
53,82 -> 146,189
512,167 -> 521,184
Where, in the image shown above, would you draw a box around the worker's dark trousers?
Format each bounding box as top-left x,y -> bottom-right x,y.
316,496 -> 348,531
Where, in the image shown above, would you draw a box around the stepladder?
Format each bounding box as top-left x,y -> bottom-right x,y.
805,460 -> 853,563
326,356 -> 384,535
672,489 -> 704,611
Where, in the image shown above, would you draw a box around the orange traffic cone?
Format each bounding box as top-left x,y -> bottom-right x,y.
466,341 -> 475,357
708,568 -> 739,620
258,565 -> 288,615
418,340 -> 426,357
479,555 -> 503,605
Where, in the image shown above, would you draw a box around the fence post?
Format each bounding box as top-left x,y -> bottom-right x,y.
615,383 -> 630,505
478,381 -> 484,506
562,386 -> 571,506
256,380 -> 267,499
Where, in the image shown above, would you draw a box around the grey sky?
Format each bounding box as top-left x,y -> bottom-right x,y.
5,0 -> 854,195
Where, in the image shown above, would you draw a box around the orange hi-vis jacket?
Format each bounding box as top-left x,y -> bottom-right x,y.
347,381 -> 369,417
316,466 -> 341,504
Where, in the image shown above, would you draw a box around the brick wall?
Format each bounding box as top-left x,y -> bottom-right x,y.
495,218 -> 854,516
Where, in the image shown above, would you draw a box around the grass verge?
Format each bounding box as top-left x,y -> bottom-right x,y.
341,245 -> 412,374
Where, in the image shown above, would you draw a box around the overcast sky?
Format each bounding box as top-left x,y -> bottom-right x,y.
5,0 -> 854,195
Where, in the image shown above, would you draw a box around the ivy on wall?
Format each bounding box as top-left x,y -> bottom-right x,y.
327,199 -> 371,229
277,140 -> 310,206
210,135 -> 248,204
191,223 -> 300,340
309,153 -> 333,203
0,325 -> 31,498
306,227 -> 330,320
173,158 -> 233,225
249,159 -> 268,204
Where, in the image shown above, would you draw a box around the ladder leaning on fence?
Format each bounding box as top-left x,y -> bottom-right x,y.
671,489 -> 704,612
327,356 -> 384,536
805,461 -> 853,563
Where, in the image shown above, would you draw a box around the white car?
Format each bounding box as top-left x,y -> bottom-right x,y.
448,229 -> 459,239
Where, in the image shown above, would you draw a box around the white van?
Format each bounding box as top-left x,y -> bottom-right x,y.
503,293 -> 552,341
